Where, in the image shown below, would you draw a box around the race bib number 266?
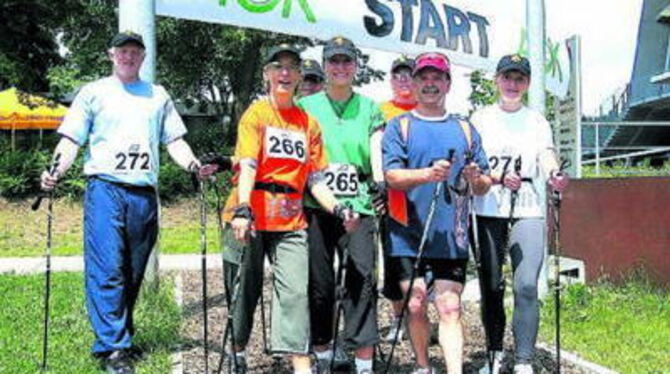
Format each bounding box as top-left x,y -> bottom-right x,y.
265,126 -> 307,162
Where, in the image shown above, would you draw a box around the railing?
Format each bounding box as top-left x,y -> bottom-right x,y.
581,121 -> 670,175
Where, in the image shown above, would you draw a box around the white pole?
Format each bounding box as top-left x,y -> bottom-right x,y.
595,122 -> 600,177
119,0 -> 156,83
119,0 -> 159,286
527,0 -> 549,297
527,0 -> 546,114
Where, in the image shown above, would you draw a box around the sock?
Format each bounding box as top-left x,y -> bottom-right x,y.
355,358 -> 373,373
314,349 -> 333,361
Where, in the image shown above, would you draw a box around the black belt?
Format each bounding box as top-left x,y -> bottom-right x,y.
254,182 -> 297,194
521,177 -> 533,183
89,176 -> 156,193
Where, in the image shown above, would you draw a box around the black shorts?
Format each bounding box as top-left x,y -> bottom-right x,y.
389,256 -> 468,285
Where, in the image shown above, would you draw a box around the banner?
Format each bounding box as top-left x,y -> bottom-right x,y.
156,0 -> 571,97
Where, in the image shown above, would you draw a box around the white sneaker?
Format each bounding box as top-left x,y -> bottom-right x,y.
514,363 -> 534,374
479,351 -> 503,374
384,317 -> 405,342
411,366 -> 436,374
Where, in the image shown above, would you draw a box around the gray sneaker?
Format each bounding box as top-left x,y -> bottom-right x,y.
479,351 -> 503,374
312,358 -> 331,374
227,353 -> 247,374
384,317 -> 405,342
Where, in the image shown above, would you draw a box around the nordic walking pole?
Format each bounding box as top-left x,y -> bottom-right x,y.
383,150 -> 454,374
198,179 -> 210,373
329,241 -> 351,373
463,151 -> 495,372
32,153 -> 61,371
506,157 -> 522,250
551,159 -> 568,374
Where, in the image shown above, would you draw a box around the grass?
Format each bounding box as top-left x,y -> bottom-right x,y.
0,272 -> 181,373
582,160 -> 670,178
0,198 -> 220,257
539,275 -> 670,374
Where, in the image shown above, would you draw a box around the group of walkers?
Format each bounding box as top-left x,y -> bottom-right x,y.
39,31 -> 568,374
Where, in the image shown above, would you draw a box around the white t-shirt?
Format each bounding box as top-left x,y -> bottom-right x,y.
58,76 -> 187,187
470,104 -> 554,218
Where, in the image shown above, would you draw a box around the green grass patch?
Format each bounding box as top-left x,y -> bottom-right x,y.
0,272 -> 181,373
0,199 -> 221,257
582,160 -> 670,178
540,276 -> 670,374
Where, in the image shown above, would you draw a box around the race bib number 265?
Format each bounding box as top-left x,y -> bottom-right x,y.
325,163 -> 359,197
265,126 -> 307,162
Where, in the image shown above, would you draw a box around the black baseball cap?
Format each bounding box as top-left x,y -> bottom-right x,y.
264,43 -> 302,65
110,31 -> 145,49
391,55 -> 415,73
301,59 -> 325,81
496,54 -> 531,76
323,36 -> 357,60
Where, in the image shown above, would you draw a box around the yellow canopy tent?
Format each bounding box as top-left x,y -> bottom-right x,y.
0,87 -> 68,149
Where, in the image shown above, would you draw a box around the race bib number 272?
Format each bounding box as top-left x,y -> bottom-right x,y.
264,126 -> 307,162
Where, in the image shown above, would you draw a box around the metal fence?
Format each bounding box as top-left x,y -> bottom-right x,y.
581,121 -> 670,176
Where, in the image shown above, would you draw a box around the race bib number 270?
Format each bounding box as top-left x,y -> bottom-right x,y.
265,126 -> 307,162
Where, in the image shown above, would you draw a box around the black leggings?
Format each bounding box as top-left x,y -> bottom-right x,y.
475,216 -> 545,363
306,208 -> 379,349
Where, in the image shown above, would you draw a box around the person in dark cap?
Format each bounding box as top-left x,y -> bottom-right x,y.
378,54 -> 418,343
298,36 -> 385,374
220,42 -> 358,374
470,54 -> 569,374
382,52 -> 491,374
299,58 -> 325,97
40,30 -> 208,374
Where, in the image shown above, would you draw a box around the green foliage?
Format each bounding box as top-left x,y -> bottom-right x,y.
582,160 -> 670,178
540,275 -> 670,374
0,272 -> 180,373
468,70 -> 498,113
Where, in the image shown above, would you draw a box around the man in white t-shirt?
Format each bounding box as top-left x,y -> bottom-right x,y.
470,54 -> 568,374
40,31 -> 207,374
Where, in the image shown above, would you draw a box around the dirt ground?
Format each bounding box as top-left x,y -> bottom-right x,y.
178,269 -> 587,374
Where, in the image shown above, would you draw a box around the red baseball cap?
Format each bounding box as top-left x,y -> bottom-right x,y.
412,52 -> 451,77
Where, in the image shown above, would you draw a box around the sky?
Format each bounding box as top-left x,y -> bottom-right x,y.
304,0 -> 644,116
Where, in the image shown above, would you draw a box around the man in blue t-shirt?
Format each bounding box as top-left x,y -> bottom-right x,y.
382,52 -> 492,374
40,31 -> 207,374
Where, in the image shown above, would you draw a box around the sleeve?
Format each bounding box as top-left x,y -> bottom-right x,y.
57,85 -> 93,146
307,116 -> 328,174
160,95 -> 188,144
471,126 -> 490,174
234,104 -> 262,160
369,102 -> 386,135
382,119 -> 408,171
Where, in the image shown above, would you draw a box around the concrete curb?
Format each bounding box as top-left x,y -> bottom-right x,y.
171,273 -> 184,374
0,254 -> 224,274
536,342 -> 619,374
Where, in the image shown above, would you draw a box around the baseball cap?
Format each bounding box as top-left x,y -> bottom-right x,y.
110,31 -> 145,49
496,54 -> 531,76
323,36 -> 357,60
264,43 -> 302,65
301,59 -> 325,81
391,55 -> 415,73
412,52 -> 451,77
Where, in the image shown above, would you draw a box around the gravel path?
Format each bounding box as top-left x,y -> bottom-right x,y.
179,269 -> 587,374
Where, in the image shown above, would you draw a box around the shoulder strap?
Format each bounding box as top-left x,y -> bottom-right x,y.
399,116 -> 410,142
458,119 -> 472,149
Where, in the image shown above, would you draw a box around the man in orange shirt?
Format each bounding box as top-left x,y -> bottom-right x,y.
220,43 -> 357,374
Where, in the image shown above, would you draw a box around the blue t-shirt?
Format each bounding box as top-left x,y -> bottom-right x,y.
58,76 -> 187,187
382,111 -> 489,259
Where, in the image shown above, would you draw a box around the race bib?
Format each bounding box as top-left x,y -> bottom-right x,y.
111,142 -> 152,174
324,163 -> 359,196
264,126 -> 307,162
